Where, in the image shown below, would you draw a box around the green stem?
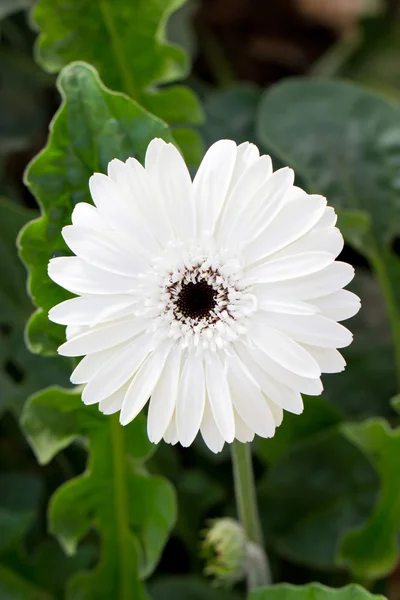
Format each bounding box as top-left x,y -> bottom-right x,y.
99,0 -> 138,99
111,414 -> 133,599
369,245 -> 400,388
231,440 -> 271,588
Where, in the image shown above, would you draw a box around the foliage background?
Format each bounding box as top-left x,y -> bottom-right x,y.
1,0 -> 400,598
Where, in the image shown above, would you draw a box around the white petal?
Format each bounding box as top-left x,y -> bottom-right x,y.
70,345 -> 121,384
244,251 -> 334,284
249,319 -> 321,378
120,341 -> 173,426
81,334 -> 152,404
313,290 -> 361,321
145,137 -> 168,176
303,345 -> 346,373
200,399 -> 225,453
244,195 -> 327,265
205,353 -> 235,443
154,143 -> 195,240
227,354 -> 275,438
233,167 -> 294,244
62,225 -> 147,276
176,352 -> 206,447
268,401 -> 284,427
257,298 -> 317,316
316,206 -> 337,228
260,313 -> 353,348
229,142 -> 260,189
99,383 -> 129,415
125,157 -> 175,244
218,154 -> 273,240
58,318 -> 147,356
273,227 -> 344,260
234,410 -> 255,443
235,343 -> 304,414
246,344 -> 323,396
49,295 -> 136,326
163,413 -> 179,445
71,203 -> 107,230
193,139 -> 237,234
254,262 -> 355,301
148,347 -> 182,444
65,325 -> 85,340
48,257 -> 136,295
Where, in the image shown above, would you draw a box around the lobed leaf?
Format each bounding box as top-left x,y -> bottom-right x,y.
250,583 -> 386,600
19,61 -> 173,355
22,386 -> 177,599
339,419 -> 400,579
32,0 -> 203,165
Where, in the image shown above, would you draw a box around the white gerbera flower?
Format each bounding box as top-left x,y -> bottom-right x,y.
48,139 -> 360,453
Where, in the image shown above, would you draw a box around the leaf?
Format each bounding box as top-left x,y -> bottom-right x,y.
0,473 -> 52,600
258,427 -> 379,569
256,78 -> 400,250
19,61 -> 173,355
0,0 -> 33,19
339,419 -> 400,579
21,386 -> 177,599
0,565 -> 52,600
201,84 -> 262,147
250,583 -> 386,600
149,576 -> 241,600
256,396 -> 342,465
32,0 -> 203,127
0,198 -> 70,416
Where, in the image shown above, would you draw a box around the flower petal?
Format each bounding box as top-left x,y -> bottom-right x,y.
58,318 -> 148,356
260,313 -> 353,348
244,251 -> 334,284
249,319 -> 321,378
193,139 -> 237,234
313,289 -> 361,321
244,194 -> 327,265
81,334 -> 152,404
49,295 -> 136,326
120,340 -> 173,426
177,352 -> 206,447
148,347 -> 182,444
62,225 -> 147,276
236,343 -> 304,414
253,262 -> 355,301
303,345 -> 346,373
99,383 -> 129,415
227,354 -> 275,438
200,399 -> 225,453
48,257 -> 136,295
205,353 -> 235,443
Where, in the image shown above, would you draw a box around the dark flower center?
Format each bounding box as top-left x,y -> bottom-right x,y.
176,281 -> 217,320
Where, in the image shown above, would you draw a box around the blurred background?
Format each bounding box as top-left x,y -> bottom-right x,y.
1,0 -> 400,598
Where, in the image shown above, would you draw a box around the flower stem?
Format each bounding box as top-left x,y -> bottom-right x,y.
231,440 -> 271,589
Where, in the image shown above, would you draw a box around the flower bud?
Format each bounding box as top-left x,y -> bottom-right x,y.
201,518 -> 247,586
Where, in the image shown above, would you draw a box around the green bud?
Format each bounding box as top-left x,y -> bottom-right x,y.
201,518 -> 247,587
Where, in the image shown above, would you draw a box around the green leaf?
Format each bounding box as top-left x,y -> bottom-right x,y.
256,78 -> 400,250
0,0 -> 33,20
21,386 -> 176,599
250,583 -> 386,600
201,84 -> 261,147
0,198 -> 70,416
256,396 -> 342,465
339,419 -> 400,579
19,61 -> 173,355
0,565 -> 52,600
32,0 -> 203,127
258,427 -> 379,569
149,576 -> 241,600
